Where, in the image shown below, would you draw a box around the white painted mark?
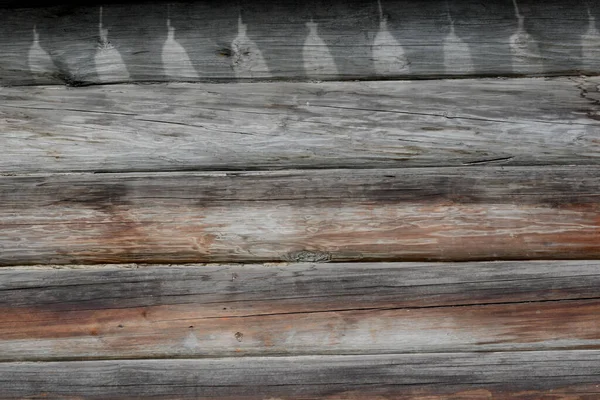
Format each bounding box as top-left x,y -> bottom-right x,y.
231,14 -> 270,79
373,0 -> 409,76
28,25 -> 57,81
372,0 -> 409,75
509,0 -> 542,74
95,6 -> 130,81
443,6 -> 474,74
303,19 -> 338,79
162,17 -> 199,80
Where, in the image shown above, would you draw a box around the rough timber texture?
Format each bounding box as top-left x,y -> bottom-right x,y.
2,351 -> 600,399
1,261 -> 599,361
2,1 -> 599,396
1,77 -> 599,173
1,166 -> 599,265
1,0 -> 600,85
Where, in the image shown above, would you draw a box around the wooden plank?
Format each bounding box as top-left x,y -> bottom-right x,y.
1,166 -> 600,265
1,77 -> 599,173
0,0 -> 599,85
1,351 -> 600,399
1,261 -> 600,361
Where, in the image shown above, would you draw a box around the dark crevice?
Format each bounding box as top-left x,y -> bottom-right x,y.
153,296 -> 600,322
2,295 -> 598,325
3,72 -> 600,89
0,162 -> 597,177
1,349 -> 600,364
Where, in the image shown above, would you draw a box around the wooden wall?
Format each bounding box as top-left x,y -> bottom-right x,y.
2,0 -> 600,85
1,0 -> 600,398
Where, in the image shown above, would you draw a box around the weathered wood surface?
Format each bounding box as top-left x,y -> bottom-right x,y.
1,166 -> 600,265
1,261 -> 599,361
2,351 -> 600,399
1,0 -> 600,85
1,77 -> 599,173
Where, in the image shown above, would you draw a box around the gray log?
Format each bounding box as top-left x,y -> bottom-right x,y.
1,0 -> 600,85
1,351 -> 600,399
1,77 -> 599,173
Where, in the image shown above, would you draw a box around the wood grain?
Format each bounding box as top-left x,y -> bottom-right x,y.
1,351 -> 600,399
1,166 -> 600,265
1,77 -> 599,173
3,1 -> 598,396
1,0 -> 600,85
1,261 -> 600,361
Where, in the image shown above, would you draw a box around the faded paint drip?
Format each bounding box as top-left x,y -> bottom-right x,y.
373,0 -> 408,75
162,18 -> 198,80
28,25 -> 57,81
373,18 -> 409,75
95,6 -> 130,82
443,9 -> 474,74
231,14 -> 269,79
509,0 -> 542,74
303,20 -> 338,79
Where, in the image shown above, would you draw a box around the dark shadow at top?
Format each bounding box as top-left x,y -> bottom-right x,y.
0,0 -> 167,8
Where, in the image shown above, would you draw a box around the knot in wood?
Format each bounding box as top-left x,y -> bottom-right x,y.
283,250 -> 332,263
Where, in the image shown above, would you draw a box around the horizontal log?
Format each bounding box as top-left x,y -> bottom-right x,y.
2,351 -> 600,399
1,166 -> 600,265
1,261 -> 599,361
1,77 -> 599,173
1,0 -> 600,85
